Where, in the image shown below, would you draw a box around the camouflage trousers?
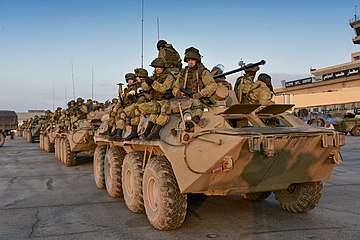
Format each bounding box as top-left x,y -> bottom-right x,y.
184,99 -> 204,118
133,100 -> 171,126
114,104 -> 135,129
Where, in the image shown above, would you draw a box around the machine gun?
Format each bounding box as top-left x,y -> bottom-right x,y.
213,60 -> 266,79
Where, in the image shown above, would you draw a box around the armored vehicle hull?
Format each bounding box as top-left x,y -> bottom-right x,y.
334,117 -> 360,136
93,101 -> 344,230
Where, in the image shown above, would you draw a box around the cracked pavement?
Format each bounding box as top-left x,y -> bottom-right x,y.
0,136 -> 359,239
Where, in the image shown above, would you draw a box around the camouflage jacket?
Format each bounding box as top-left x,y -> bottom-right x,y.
247,80 -> 274,105
142,70 -> 174,101
234,72 -> 257,103
173,63 -> 217,98
158,43 -> 182,69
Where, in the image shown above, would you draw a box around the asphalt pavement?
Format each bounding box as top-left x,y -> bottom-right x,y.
0,136 -> 359,240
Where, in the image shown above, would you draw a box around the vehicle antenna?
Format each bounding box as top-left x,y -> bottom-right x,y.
157,17 -> 160,40
91,67 -> 94,100
141,0 -> 144,68
71,60 -> 75,99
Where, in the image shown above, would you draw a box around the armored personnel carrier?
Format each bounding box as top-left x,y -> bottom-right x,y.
333,113 -> 360,136
93,61 -> 345,230
55,111 -> 104,166
40,124 -> 57,152
0,110 -> 18,147
23,117 -> 41,143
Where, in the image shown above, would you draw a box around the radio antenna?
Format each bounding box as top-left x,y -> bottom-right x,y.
91,68 -> 94,99
141,0 -> 144,68
157,17 -> 160,40
71,60 -> 75,99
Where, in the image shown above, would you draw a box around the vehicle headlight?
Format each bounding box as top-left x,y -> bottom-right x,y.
184,113 -> 192,121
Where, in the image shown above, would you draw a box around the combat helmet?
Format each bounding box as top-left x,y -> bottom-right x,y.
125,73 -> 136,83
184,47 -> 201,62
150,57 -> 168,68
134,68 -> 148,78
76,97 -> 84,103
157,39 -> 167,50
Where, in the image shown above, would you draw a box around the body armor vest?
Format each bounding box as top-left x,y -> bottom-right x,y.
164,47 -> 181,68
150,71 -> 170,101
179,63 -> 206,94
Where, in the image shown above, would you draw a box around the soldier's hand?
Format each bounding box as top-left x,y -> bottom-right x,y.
193,93 -> 202,99
145,77 -> 154,86
129,90 -> 136,96
137,88 -> 143,94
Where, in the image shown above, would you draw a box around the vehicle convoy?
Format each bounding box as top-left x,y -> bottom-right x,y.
92,61 -> 345,230
39,123 -> 57,153
0,110 -> 18,147
333,113 -> 360,136
55,110 -> 105,166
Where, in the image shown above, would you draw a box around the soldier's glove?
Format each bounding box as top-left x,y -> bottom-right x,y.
128,90 -> 136,96
145,77 -> 154,86
137,88 -> 143,94
193,93 -> 202,99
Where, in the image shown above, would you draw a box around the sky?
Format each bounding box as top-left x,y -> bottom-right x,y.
0,0 -> 359,112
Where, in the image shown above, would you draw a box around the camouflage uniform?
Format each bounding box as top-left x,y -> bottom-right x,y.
157,40 -> 182,75
247,73 -> 275,105
210,64 -> 232,90
172,47 -> 217,121
72,98 -> 88,123
234,65 -> 259,103
129,58 -> 174,140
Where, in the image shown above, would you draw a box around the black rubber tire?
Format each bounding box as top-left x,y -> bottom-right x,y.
104,146 -> 126,198
63,138 -> 76,167
122,151 -> 145,213
241,192 -> 271,201
59,138 -> 65,163
274,181 -> 323,213
93,145 -> 107,190
143,156 -> 187,230
0,133 -> 5,147
351,125 -> 360,136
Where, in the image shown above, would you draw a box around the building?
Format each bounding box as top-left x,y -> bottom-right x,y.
274,16 -> 360,114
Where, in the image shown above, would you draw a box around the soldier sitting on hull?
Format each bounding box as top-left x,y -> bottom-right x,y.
234,65 -> 259,103
73,97 -> 88,122
172,47 -> 217,126
128,57 -> 174,141
134,68 -> 149,104
247,73 -> 275,105
157,39 -> 182,76
210,64 -> 232,90
108,73 -> 138,141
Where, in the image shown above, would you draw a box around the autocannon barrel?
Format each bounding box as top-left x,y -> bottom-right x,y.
213,60 -> 266,79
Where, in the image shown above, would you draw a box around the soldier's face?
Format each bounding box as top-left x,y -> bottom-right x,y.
155,67 -> 164,74
187,59 -> 197,68
128,79 -> 135,85
136,76 -> 142,83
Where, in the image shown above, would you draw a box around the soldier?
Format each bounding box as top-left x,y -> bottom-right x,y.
234,65 -> 259,103
172,47 -> 217,125
210,64 -> 232,90
85,99 -> 93,112
129,57 -> 174,141
52,107 -> 62,123
134,68 -> 149,104
157,39 -> 182,75
108,73 -> 139,141
247,73 -> 275,105
73,97 -> 88,122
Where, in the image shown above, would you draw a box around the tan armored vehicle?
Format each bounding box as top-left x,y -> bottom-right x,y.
39,124 -> 57,152
55,111 -> 104,166
93,61 -> 345,230
24,118 -> 41,143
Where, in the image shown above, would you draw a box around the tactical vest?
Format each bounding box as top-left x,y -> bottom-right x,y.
178,63 -> 206,94
123,83 -> 137,106
164,47 -> 181,68
150,71 -> 170,101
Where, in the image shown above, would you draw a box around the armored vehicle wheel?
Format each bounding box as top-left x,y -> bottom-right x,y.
241,192 -> 271,201
122,151 -> 144,213
274,181 -> 323,213
59,138 -> 65,163
47,138 -> 54,153
63,138 -> 76,166
30,133 -> 35,143
104,146 -> 126,198
43,135 -> 49,152
39,134 -> 44,149
54,138 -> 59,160
143,156 -> 187,230
0,133 -> 5,147
350,125 -> 360,136
93,145 -> 107,190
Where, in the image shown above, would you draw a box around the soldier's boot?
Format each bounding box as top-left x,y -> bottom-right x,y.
108,128 -> 117,137
124,125 -> 139,141
108,129 -> 123,141
142,121 -> 154,138
145,124 -> 162,141
99,127 -> 112,136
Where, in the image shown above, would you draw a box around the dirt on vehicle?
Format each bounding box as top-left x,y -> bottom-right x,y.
93,61 -> 345,230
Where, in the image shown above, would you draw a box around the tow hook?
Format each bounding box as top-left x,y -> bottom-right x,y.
329,150 -> 342,165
